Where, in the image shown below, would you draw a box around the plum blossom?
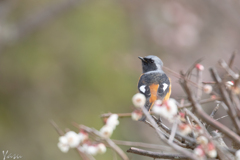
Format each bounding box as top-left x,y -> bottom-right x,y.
178,123 -> 192,135
203,84 -> 212,94
152,99 -> 178,122
132,93 -> 146,108
131,110 -> 143,121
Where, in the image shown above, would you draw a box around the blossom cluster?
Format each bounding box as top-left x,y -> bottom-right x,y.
57,130 -> 107,155
57,114 -> 119,155
100,114 -> 119,138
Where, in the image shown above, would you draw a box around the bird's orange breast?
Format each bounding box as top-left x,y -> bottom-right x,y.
149,84 -> 159,104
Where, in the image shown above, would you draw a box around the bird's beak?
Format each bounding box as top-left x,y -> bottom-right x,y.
138,56 -> 146,62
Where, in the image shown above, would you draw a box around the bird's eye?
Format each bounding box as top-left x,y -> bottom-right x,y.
150,59 -> 154,63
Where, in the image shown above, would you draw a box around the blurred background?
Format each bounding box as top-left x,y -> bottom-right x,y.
0,0 -> 240,159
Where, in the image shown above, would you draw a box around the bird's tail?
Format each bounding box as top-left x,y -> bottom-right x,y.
138,101 -> 154,121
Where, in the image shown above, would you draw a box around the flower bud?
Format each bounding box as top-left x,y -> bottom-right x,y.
97,143 -> 107,154
100,125 -> 114,138
195,64 -> 204,71
178,124 -> 192,135
203,84 -> 212,94
132,93 -> 146,108
131,110 -> 143,121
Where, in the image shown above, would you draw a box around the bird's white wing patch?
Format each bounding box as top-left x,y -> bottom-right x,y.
139,85 -> 146,93
162,83 -> 168,91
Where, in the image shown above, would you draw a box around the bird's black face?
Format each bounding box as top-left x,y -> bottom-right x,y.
138,56 -> 158,73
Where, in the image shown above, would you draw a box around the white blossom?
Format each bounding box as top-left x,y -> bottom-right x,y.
59,136 -> 68,145
78,143 -> 89,152
178,124 -> 192,135
203,85 -> 212,94
100,125 -> 114,138
235,150 -> 240,160
97,143 -> 107,154
196,136 -> 208,145
86,145 -> 98,155
206,143 -> 217,158
106,114 -> 119,129
58,142 -> 69,153
132,93 -> 146,108
152,99 -> 178,122
78,131 -> 88,142
194,145 -> 205,157
65,131 -> 82,148
131,110 -> 142,121
226,81 -> 234,89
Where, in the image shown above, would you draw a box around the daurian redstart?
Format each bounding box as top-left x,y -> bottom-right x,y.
138,55 -> 171,121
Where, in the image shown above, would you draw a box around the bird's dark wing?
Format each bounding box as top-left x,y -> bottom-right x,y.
138,72 -> 170,100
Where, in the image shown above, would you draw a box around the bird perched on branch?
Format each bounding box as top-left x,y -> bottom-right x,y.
138,55 -> 171,121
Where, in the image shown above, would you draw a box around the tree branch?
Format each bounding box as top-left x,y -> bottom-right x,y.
127,147 -> 190,160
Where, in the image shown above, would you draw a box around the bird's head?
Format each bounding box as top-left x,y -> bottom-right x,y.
138,55 -> 163,73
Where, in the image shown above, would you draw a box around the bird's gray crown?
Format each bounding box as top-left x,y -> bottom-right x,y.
139,55 -> 164,73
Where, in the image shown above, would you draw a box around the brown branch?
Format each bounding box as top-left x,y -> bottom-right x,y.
141,106 -> 199,160
50,120 -> 65,136
206,103 -> 220,128
228,51 -> 236,69
178,97 -> 221,109
152,116 -> 196,149
219,59 -> 239,80
112,140 -> 174,151
163,66 -> 199,88
196,69 -> 203,100
100,112 -> 154,118
210,68 -> 240,134
185,58 -> 204,78
127,147 -> 190,160
180,76 -> 240,145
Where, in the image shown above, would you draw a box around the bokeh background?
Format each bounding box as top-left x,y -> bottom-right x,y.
0,0 -> 240,159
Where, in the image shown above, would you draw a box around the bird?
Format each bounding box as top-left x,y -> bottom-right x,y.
138,55 -> 171,121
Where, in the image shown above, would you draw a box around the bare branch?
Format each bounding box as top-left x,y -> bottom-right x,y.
219,59 -> 239,80
101,112 -> 153,118
178,97 -> 221,109
180,75 -> 240,145
228,51 -> 236,69
141,106 -> 199,160
210,68 -> 240,134
127,147 -> 191,160
50,120 -> 64,136
112,139 -> 174,151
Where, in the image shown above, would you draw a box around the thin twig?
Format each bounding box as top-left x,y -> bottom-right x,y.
219,59 -> 239,80
152,116 -> 196,148
127,147 -> 190,160
196,69 -> 203,100
50,120 -> 65,136
180,76 -> 240,145
141,106 -> 199,160
169,121 -> 178,143
228,51 -> 236,69
101,112 -> 153,118
185,58 -> 204,78
112,139 -> 174,151
178,97 -> 221,109
210,68 -> 240,134
215,115 -> 229,121
206,103 -> 220,128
